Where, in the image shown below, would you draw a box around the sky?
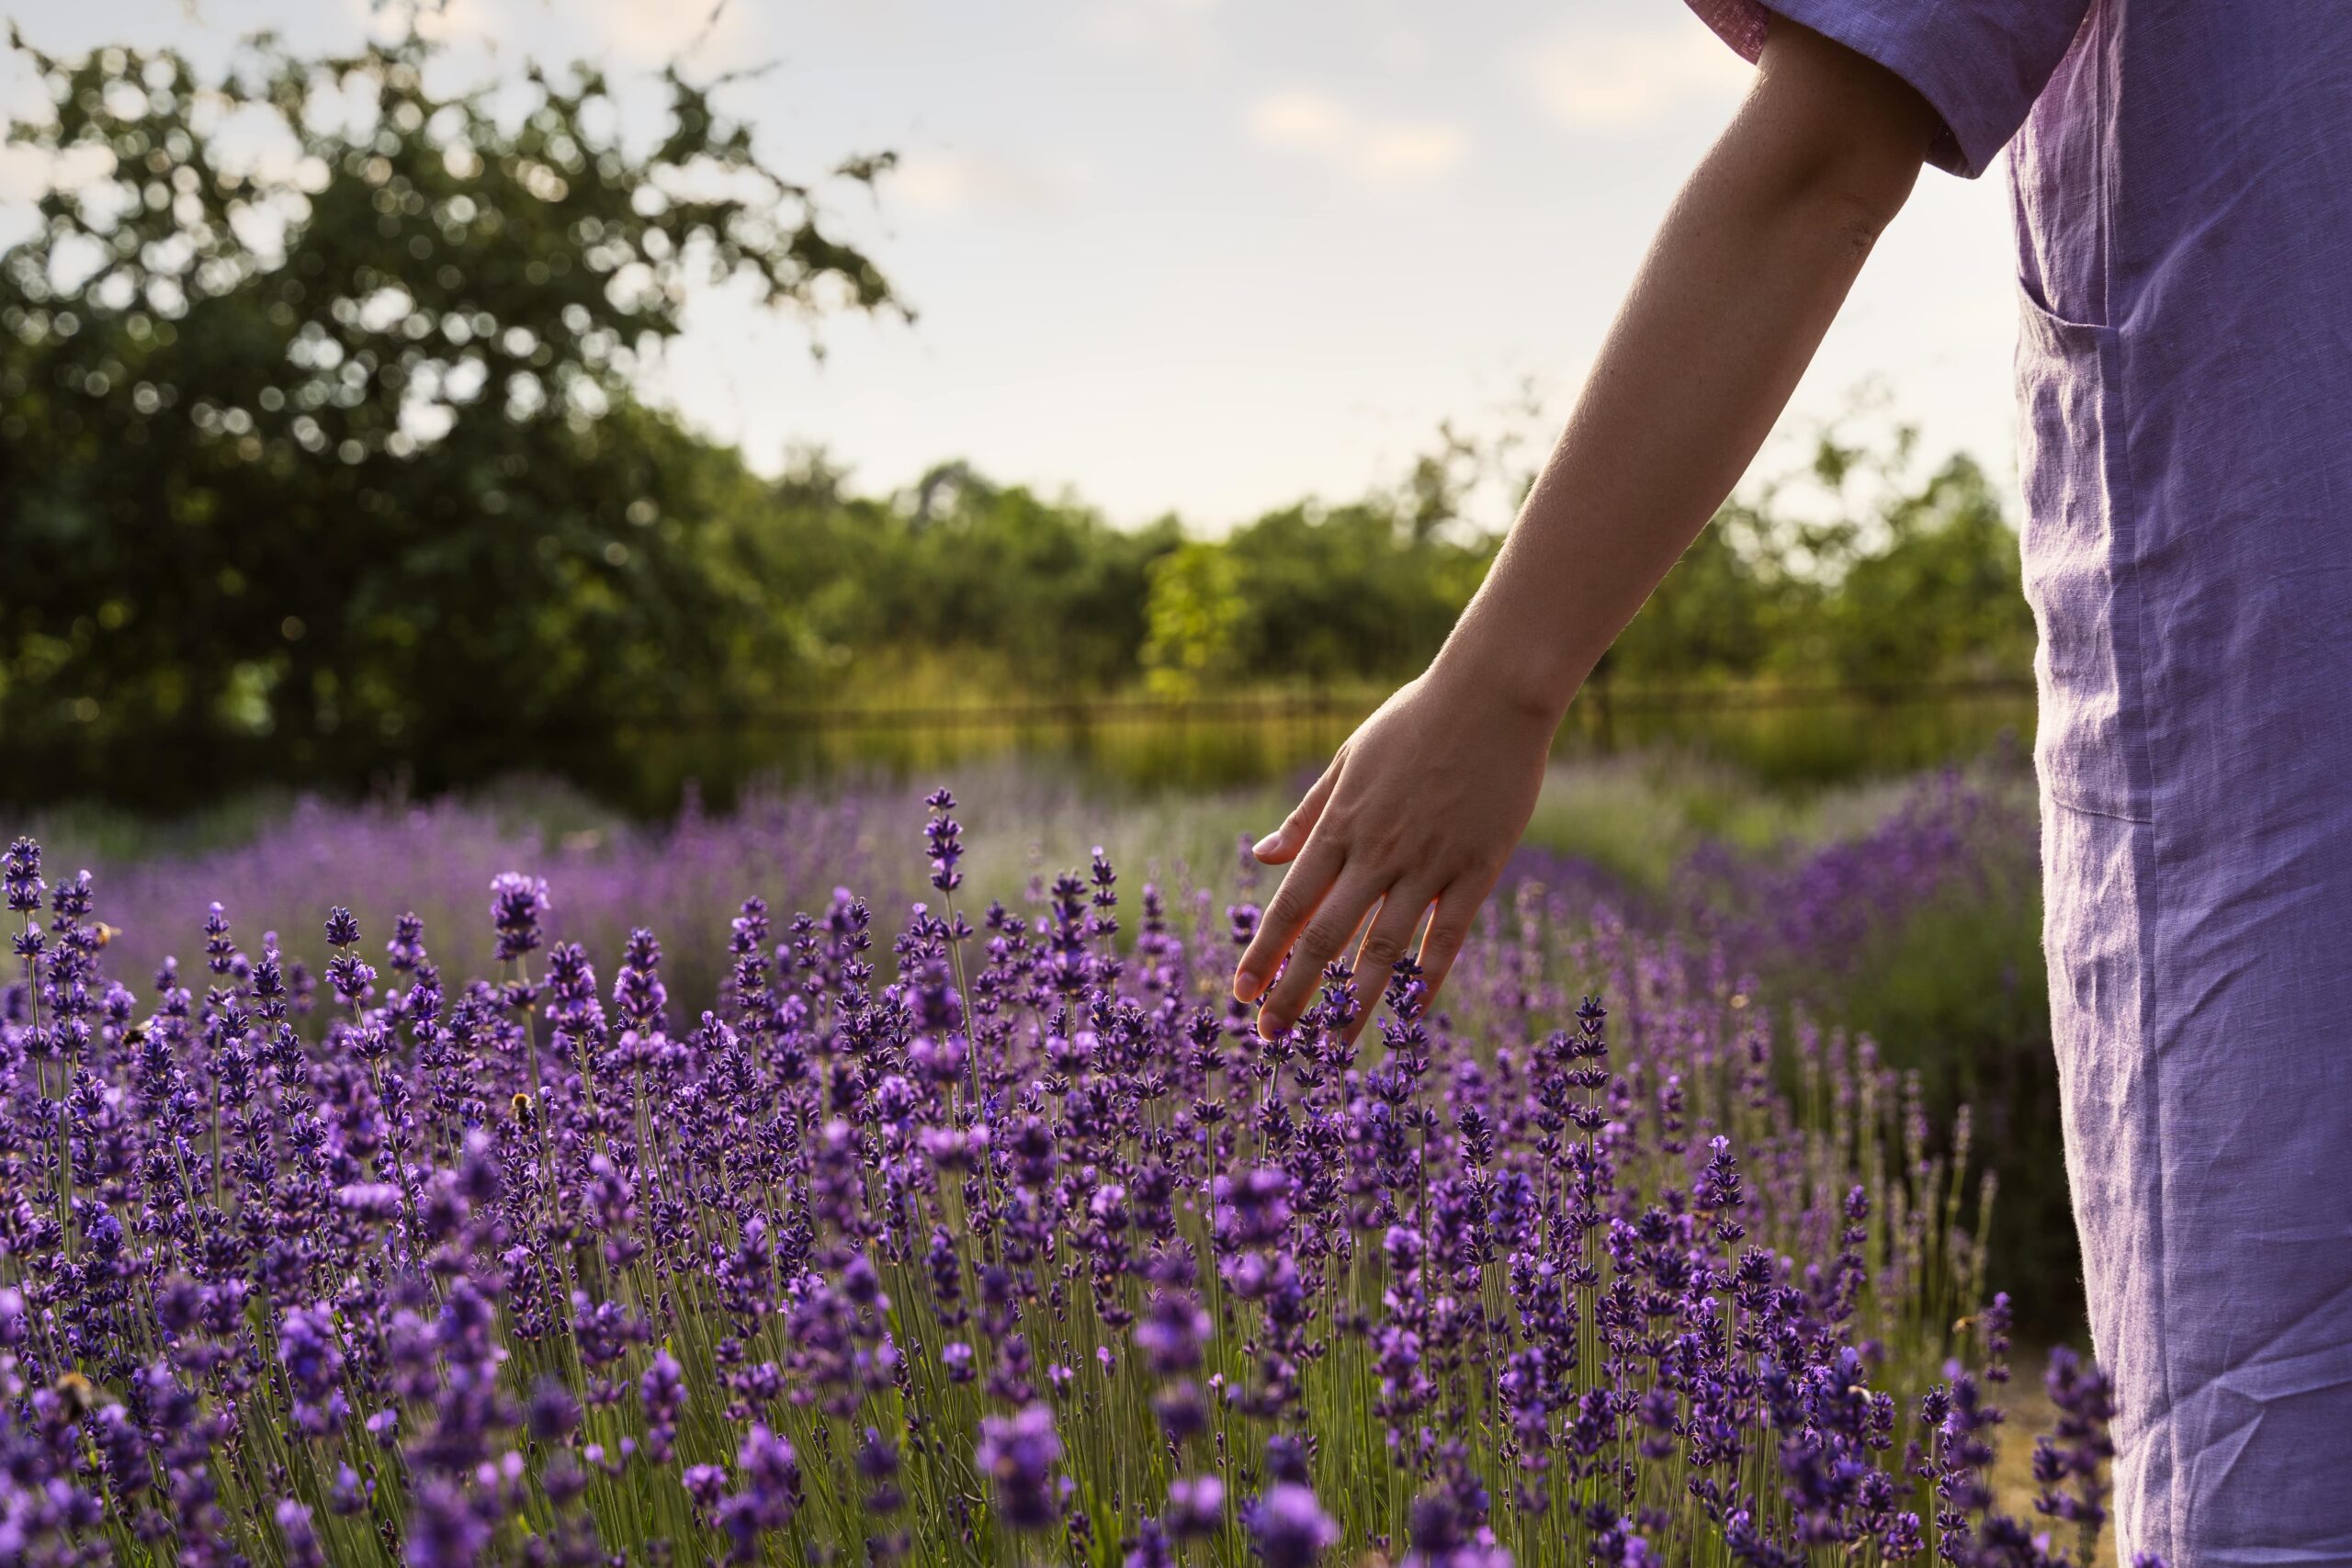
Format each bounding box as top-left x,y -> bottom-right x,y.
1,0 -> 2023,531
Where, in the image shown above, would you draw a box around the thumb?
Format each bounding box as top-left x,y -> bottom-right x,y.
1253,759 -> 1340,863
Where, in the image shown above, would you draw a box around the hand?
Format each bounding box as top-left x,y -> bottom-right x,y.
1232,664 -> 1556,1042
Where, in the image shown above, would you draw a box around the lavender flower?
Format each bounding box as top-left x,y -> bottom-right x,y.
1247,1483 -> 1340,1568
1136,1290 -> 1210,1375
717,1422 -> 802,1555
2033,1346 -> 2120,1562
490,872 -> 549,963
4,837 -> 42,913
1168,1475 -> 1225,1539
923,787 -> 965,895
0,781 -> 2107,1567
526,1377 -> 582,1443
977,1404 -> 1061,1531
275,1499 -> 327,1568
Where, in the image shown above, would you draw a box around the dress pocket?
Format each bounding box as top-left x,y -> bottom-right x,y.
2016,280 -> 2146,823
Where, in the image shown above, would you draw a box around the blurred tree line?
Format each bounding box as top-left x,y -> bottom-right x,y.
0,27 -> 2035,809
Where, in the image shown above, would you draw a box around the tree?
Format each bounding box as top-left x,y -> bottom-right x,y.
0,24 -> 896,803
1819,455 -> 2033,683
1141,542 -> 1248,698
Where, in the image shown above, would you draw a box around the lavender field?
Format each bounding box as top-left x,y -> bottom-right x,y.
0,761 -> 2132,1566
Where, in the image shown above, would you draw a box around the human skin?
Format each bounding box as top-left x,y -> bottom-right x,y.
1233,19 -> 1940,1040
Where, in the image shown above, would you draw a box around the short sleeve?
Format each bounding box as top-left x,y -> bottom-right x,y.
1682,0 -> 2094,178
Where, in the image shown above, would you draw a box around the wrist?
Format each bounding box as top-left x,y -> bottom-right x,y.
1427,628 -> 1586,734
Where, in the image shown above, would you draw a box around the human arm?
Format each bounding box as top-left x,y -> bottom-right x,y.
1233,18 -> 1939,1038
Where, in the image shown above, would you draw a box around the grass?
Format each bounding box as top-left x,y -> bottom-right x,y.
1517,750 -> 1933,886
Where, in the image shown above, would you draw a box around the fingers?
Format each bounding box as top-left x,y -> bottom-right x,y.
1341,884 -> 1437,1043
1250,758 -> 1340,865
1413,874 -> 1487,1009
1233,834 -> 1346,1004
1253,866 -> 1384,1037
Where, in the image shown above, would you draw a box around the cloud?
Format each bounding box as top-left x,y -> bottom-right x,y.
594,0 -> 759,66
349,0 -> 754,66
349,0 -> 500,48
1522,24 -> 1750,130
890,149 -> 1091,217
410,0 -> 503,45
1248,89 -> 1467,185
1375,27 -> 1432,71
1250,90 -> 1349,149
1085,0 -> 1224,61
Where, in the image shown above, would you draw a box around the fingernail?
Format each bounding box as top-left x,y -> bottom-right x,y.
1233,970 -> 1261,1001
1250,831 -> 1282,858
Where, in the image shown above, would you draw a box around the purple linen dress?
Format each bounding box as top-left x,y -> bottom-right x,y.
1688,3 -> 2352,1561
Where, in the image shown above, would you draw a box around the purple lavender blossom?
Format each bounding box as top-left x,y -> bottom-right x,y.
0,782 -> 2110,1566
4,837 -> 41,914
718,1422 -> 801,1555
490,872 -> 550,963
526,1377 -> 582,1443
1136,1290 -> 1211,1375
923,788 -> 965,895
2034,1345 -> 2120,1561
977,1404 -> 1061,1532
1168,1475 -> 1225,1540
1246,1483 -> 1340,1568
274,1499 -> 327,1568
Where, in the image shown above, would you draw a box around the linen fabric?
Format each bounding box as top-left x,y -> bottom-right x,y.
1687,2 -> 2352,1562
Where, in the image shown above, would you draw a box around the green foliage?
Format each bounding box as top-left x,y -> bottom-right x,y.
1212,498 -> 1495,682
1819,455 -> 2036,683
718,456 -> 1182,699
1606,436 -> 2034,688
1603,520 -> 1777,680
1814,881 -> 2074,1335
0,27 -> 2037,814
0,25 -> 895,801
1141,541 -> 1247,697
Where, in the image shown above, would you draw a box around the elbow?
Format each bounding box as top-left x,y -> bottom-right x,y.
1746,18 -> 1936,253
1811,163 -> 1917,264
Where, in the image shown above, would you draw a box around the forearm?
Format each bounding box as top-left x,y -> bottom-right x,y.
1233,25 -> 1938,1031
1435,22 -> 1935,721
